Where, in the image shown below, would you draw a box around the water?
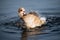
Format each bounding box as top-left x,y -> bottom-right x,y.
0,16 -> 60,40
0,0 -> 60,40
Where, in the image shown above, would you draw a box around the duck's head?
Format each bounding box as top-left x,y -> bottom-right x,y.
18,7 -> 25,17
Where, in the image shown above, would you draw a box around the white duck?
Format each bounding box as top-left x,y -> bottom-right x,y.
18,7 -> 46,29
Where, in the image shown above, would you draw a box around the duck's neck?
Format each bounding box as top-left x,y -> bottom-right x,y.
18,13 -> 23,18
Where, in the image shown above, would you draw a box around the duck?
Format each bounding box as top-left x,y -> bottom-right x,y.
18,7 -> 46,29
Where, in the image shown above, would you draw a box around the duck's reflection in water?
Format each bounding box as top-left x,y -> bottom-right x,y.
21,27 -> 48,40
21,30 -> 27,40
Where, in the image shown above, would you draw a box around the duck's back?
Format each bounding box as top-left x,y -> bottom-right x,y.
22,12 -> 42,28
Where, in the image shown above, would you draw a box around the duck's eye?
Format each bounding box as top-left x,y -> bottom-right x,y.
20,10 -> 22,11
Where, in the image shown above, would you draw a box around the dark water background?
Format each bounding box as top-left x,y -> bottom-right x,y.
0,0 -> 60,40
